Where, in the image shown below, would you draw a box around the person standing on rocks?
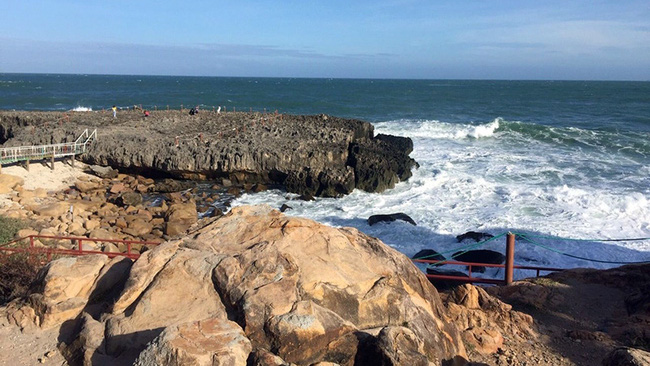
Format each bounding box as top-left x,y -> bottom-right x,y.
112,105 -> 117,118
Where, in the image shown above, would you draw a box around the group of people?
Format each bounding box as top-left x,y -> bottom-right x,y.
111,104 -> 215,118
111,105 -> 149,118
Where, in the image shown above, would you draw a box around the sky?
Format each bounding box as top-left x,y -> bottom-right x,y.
1,1 -> 649,80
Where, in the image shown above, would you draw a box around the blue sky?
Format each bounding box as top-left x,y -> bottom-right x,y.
1,1 -> 649,80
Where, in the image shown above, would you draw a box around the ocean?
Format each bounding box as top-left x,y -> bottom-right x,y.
2,73 -> 650,278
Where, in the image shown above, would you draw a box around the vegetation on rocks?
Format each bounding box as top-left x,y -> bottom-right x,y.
0,215 -> 26,244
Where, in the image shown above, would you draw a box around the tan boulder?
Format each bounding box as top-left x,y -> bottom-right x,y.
267,301 -> 358,364
33,187 -> 49,197
109,182 -> 127,194
134,318 -> 251,366
84,219 -> 101,231
445,284 -> 535,355
122,218 -> 153,237
372,326 -> 431,366
88,228 -> 121,241
75,180 -> 102,193
25,255 -> 110,328
32,201 -> 71,218
68,221 -> 86,236
164,202 -> 198,236
15,204 -> 467,364
16,228 -> 39,239
0,174 -> 24,193
105,245 -> 228,355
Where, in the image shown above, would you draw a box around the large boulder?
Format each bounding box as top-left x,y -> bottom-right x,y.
14,204 -> 467,365
445,284 -> 535,356
21,255 -> 132,329
164,201 -> 198,236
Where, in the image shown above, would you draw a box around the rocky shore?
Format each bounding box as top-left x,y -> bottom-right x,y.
1,202 -> 649,365
1,111 -> 649,365
0,110 -> 417,198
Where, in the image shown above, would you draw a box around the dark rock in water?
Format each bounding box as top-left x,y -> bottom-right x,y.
348,134 -> 417,193
297,194 -> 314,201
456,231 -> 494,243
368,213 -> 416,226
284,166 -> 355,198
412,249 -> 445,262
425,268 -> 469,291
115,192 -> 143,207
88,165 -> 118,179
280,204 -> 293,212
452,250 -> 505,273
154,179 -> 195,193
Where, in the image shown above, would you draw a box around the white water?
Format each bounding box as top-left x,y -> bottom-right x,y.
232,118 -> 650,279
70,106 -> 92,112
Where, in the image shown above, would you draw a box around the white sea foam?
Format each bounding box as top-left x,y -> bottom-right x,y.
232,117 -> 650,279
71,106 -> 92,112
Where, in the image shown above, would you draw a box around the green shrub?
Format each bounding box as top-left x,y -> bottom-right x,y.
0,215 -> 26,244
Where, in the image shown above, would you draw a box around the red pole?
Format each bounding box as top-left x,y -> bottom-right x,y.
127,242 -> 132,256
78,239 -> 83,254
505,233 -> 515,285
30,236 -> 34,248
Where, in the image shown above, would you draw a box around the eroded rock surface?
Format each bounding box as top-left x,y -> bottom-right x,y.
0,111 -> 417,197
8,205 -> 467,365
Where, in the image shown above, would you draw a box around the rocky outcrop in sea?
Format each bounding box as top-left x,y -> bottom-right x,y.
0,110 -> 417,197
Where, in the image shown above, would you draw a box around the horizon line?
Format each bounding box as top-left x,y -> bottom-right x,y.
1,72 -> 648,83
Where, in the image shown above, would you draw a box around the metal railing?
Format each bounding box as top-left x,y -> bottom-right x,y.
412,233 -> 566,286
0,234 -> 159,261
0,129 -> 96,165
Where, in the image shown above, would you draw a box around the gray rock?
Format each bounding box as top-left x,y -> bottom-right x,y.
602,347 -> 650,366
89,165 -> 118,179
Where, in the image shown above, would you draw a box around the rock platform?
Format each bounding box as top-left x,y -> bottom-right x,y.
0,110 -> 417,197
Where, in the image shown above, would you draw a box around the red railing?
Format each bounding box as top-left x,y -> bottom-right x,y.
0,234 -> 160,261
412,233 -> 566,286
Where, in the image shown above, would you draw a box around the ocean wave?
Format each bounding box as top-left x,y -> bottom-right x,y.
70,106 -> 92,112
375,118 -> 500,140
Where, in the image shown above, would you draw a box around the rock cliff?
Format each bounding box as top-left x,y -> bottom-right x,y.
0,110 -> 417,197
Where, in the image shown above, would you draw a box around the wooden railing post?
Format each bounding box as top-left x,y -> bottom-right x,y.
505,233 -> 515,285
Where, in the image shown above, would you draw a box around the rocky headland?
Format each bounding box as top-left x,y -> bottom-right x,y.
0,110 -> 417,198
1,110 -> 649,366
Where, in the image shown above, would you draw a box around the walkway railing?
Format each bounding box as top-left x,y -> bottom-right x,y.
0,234 -> 159,261
0,128 -> 96,165
412,232 -> 650,286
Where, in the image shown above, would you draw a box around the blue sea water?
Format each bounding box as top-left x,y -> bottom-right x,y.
2,73 -> 650,276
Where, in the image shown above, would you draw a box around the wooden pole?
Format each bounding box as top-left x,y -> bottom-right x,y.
505,233 -> 515,285
51,154 -> 55,170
